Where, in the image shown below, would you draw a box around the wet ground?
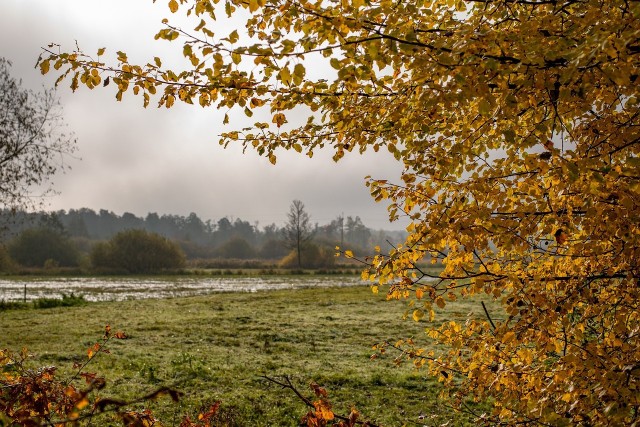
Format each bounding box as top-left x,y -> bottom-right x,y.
0,275 -> 366,302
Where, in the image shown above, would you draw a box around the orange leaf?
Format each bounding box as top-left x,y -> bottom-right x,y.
314,400 -> 334,421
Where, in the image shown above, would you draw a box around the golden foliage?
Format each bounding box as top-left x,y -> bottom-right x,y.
39,0 -> 640,424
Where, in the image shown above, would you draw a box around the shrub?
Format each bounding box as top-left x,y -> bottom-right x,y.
32,293 -> 87,309
91,229 -> 185,274
8,228 -> 79,268
279,243 -> 336,269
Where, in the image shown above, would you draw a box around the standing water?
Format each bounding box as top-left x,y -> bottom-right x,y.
0,275 -> 366,302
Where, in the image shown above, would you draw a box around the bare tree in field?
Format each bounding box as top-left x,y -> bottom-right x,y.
0,57 -> 76,211
282,200 -> 314,268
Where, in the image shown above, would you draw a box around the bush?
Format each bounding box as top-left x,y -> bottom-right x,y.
8,228 -> 79,268
91,229 -> 185,274
279,244 -> 336,269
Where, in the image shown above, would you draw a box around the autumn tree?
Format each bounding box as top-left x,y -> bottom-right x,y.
40,0 -> 640,424
282,200 -> 314,268
0,57 -> 76,211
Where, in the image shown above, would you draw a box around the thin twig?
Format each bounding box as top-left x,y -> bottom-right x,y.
481,301 -> 497,332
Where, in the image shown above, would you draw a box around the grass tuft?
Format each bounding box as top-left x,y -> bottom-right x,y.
32,293 -> 87,309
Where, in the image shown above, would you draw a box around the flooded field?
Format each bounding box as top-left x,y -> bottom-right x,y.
0,275 -> 366,302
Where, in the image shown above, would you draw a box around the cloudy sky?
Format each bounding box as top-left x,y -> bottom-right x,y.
2,0 -> 406,229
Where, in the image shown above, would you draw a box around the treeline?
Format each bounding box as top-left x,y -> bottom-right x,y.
0,208 -> 405,272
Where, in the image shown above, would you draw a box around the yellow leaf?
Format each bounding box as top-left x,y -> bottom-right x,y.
272,113 -> 287,127
165,94 -> 175,108
248,0 -> 260,12
194,19 -> 206,32
278,67 -> 291,85
39,59 -> 50,75
293,63 -> 305,85
503,331 -> 516,344
199,93 -> 208,107
168,0 -> 178,13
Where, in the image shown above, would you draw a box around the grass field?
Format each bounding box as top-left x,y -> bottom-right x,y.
1,284 -> 488,426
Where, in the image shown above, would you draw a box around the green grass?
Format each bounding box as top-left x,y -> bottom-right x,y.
0,293 -> 87,310
31,292 -> 87,309
0,285 -> 488,426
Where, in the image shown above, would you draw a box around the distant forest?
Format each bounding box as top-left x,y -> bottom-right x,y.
0,208 -> 406,262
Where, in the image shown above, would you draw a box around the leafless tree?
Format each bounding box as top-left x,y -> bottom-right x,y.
282,200 -> 314,268
0,57 -> 76,211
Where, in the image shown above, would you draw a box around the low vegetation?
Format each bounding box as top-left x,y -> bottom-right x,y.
1,285 -> 489,426
0,293 -> 86,311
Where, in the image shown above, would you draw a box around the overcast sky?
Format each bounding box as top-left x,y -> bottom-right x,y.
1,0 -> 406,229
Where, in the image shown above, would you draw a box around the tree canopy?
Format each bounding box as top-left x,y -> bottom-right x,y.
40,0 -> 640,424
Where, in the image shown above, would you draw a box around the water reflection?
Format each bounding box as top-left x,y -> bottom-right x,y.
0,276 -> 365,302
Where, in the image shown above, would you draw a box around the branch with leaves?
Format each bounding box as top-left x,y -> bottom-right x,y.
262,376 -> 376,427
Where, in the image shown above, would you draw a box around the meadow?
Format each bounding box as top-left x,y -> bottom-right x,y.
1,283 -> 489,426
